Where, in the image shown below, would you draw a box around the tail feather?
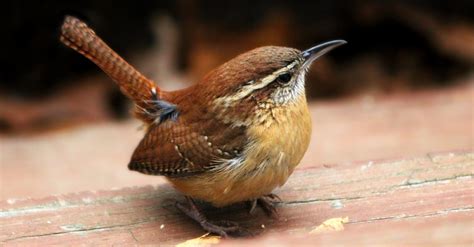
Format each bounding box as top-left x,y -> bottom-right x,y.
60,15 -> 160,123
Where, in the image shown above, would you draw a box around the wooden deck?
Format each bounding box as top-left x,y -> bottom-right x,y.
1,151 -> 472,246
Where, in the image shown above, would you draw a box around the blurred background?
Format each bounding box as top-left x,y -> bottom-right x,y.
1,0 -> 473,199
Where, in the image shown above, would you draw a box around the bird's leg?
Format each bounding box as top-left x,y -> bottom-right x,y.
249,194 -> 281,218
175,196 -> 244,237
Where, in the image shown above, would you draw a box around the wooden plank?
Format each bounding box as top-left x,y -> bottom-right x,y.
1,151 -> 472,246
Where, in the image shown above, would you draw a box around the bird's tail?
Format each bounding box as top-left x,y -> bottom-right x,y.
60,15 -> 160,123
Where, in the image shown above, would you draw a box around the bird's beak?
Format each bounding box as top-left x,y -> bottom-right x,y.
301,40 -> 347,67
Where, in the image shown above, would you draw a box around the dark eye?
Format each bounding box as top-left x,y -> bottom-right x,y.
276,73 -> 292,84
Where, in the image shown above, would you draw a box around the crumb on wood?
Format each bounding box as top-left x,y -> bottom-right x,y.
309,217 -> 349,234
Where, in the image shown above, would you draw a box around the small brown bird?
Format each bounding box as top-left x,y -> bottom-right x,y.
60,16 -> 346,236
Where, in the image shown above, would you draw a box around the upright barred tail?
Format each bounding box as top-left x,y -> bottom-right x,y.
60,15 -> 161,123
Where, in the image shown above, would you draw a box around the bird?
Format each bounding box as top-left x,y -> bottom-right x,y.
60,15 -> 346,237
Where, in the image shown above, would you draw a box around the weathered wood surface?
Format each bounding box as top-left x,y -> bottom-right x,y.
1,151 -> 472,246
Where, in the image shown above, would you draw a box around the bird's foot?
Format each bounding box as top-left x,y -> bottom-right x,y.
176,197 -> 247,237
249,194 -> 281,218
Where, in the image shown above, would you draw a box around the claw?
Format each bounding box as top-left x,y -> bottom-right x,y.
248,199 -> 258,214
266,193 -> 282,202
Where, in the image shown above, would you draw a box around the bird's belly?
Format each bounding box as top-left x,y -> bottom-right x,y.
168,145 -> 302,207
169,159 -> 288,207
169,102 -> 311,207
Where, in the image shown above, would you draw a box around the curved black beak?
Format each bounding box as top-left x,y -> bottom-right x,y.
302,40 -> 347,67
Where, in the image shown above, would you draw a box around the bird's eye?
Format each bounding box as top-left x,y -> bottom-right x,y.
276,73 -> 292,84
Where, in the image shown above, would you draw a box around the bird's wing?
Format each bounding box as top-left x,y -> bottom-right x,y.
128,118 -> 248,177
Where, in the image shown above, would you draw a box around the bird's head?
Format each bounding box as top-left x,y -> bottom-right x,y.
197,40 -> 346,126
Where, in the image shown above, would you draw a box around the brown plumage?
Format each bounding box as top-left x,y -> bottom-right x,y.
60,15 -> 345,236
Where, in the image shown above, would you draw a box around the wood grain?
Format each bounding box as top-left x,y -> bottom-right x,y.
1,151 -> 472,246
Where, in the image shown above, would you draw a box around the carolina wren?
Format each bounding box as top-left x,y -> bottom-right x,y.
60,16 -> 346,236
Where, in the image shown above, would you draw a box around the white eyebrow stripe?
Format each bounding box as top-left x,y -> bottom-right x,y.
218,61 -> 298,103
